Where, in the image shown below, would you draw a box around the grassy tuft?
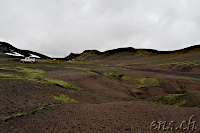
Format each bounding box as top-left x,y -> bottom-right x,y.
103,72 -> 160,88
123,76 -> 160,88
0,66 -> 45,80
64,66 -> 98,75
153,94 -> 188,106
0,112 -> 27,121
0,73 -> 14,78
0,103 -> 55,122
54,94 -> 78,103
0,66 -> 84,91
194,104 -> 200,108
45,78 -> 84,91
158,59 -> 200,66
103,72 -> 124,77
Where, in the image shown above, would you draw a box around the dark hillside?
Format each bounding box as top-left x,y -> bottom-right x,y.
65,45 -> 200,61
0,41 -> 50,59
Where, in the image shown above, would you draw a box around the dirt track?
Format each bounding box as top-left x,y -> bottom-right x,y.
119,66 -> 200,79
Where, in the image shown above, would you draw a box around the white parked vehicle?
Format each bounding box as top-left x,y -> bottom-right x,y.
20,57 -> 35,63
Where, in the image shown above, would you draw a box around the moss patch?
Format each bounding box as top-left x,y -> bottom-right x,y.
45,78 -> 84,91
0,112 -> 28,121
153,94 -> 188,106
103,72 -> 160,88
103,72 -> 124,77
194,104 -> 200,108
0,66 -> 84,91
158,59 -> 200,66
64,65 -> 98,75
0,73 -> 14,78
0,103 -> 55,122
54,94 -> 78,103
0,66 -> 45,79
123,76 -> 160,88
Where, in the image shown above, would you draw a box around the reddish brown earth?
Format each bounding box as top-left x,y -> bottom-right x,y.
0,48 -> 200,133
1,101 -> 200,133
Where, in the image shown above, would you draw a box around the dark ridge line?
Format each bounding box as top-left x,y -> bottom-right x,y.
1,41 -> 200,60
65,45 -> 200,60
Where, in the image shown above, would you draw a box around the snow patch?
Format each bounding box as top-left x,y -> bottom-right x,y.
30,54 -> 41,58
5,52 -> 24,57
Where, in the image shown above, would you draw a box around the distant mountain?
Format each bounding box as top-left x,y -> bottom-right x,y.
1,41 -> 199,60
65,45 -> 200,61
0,41 -> 50,59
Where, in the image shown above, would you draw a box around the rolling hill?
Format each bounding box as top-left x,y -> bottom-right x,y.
65,45 -> 200,73
65,45 -> 200,61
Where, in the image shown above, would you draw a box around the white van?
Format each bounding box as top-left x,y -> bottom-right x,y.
20,57 -> 35,63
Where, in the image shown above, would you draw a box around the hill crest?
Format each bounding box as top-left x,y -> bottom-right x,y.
65,45 -> 200,61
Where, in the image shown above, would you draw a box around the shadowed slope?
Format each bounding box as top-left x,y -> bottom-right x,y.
0,41 -> 50,59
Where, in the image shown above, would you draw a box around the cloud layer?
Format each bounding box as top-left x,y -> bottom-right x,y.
0,0 -> 200,57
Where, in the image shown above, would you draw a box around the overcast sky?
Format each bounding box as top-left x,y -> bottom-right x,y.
0,0 -> 200,57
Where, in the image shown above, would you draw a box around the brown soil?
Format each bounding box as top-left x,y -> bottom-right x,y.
0,56 -> 200,132
1,101 -> 200,133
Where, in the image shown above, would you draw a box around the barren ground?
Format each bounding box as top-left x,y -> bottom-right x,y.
0,57 -> 200,132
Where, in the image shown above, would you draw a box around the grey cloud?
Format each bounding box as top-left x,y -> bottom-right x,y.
0,0 -> 200,57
